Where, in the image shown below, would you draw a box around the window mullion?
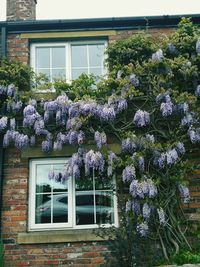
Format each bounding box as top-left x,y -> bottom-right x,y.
93,169 -> 97,224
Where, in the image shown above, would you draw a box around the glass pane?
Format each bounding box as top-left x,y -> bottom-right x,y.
36,47 -> 50,68
52,69 -> 66,80
71,45 -> 87,68
72,68 -> 88,80
37,69 -> 51,81
52,47 -> 65,68
76,176 -> 93,191
35,194 -> 51,224
89,44 -> 104,67
52,163 -> 68,192
89,67 -> 102,77
36,164 -> 52,193
76,191 -> 95,225
96,191 -> 114,224
53,193 -> 68,223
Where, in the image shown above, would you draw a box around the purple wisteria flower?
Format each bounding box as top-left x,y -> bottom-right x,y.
181,113 -> 194,126
79,101 -> 97,116
166,148 -> 178,165
107,151 -> 117,177
44,100 -> 58,113
78,131 -> 85,145
14,133 -> 29,150
132,200 -> 141,215
145,134 -> 155,143
129,180 -> 144,198
128,73 -> 140,87
68,130 -> 78,145
3,130 -> 12,147
66,118 -> 82,130
122,165 -> 136,183
23,105 -> 36,117
160,101 -> 173,117
154,152 -> 166,169
122,137 -> 137,154
68,103 -> 80,118
0,117 -> 8,131
0,85 -> 7,95
157,208 -> 166,226
10,118 -> 16,130
53,141 -> 62,151
94,131 -> 107,149
175,142 -> 185,155
117,98 -> 128,113
196,38 -> 200,54
178,184 -> 190,203
195,85 -> 200,97
136,222 -> 149,237
188,128 -> 200,143
97,105 -> 116,122
176,103 -> 189,114
11,100 -> 23,113
42,139 -> 52,152
85,150 -> 104,174
152,49 -> 164,61
142,203 -> 151,220
138,156 -> 145,172
7,84 -> 16,97
168,43 -> 177,54
133,110 -> 150,127
34,118 -> 45,135
57,132 -> 68,144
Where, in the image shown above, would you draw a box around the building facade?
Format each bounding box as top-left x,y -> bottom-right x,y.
0,1 -> 200,266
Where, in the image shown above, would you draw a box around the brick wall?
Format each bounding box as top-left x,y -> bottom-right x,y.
1,148 -> 113,267
7,34 -> 29,65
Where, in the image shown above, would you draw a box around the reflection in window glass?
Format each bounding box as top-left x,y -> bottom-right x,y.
89,45 -> 104,67
35,163 -> 68,225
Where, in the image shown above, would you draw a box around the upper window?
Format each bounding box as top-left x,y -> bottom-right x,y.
30,41 -> 107,83
29,158 -> 118,231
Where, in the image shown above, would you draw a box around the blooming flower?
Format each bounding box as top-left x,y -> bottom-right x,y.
107,151 -> 117,177
7,84 -> 16,97
166,148 -> 178,165
181,113 -> 194,126
78,131 -> 85,145
137,222 -> 149,237
122,138 -> 137,154
196,38 -> 200,54
160,101 -> 173,117
152,49 -> 164,61
157,208 -> 166,226
145,134 -> 155,143
41,139 -> 52,152
168,43 -> 177,54
133,110 -> 150,127
85,150 -> 104,174
68,131 -> 78,145
142,203 -> 151,220
128,73 -> 139,87
94,131 -> 107,149
195,85 -> 200,97
178,184 -> 190,203
0,117 -> 8,132
138,156 -> 145,172
14,133 -> 29,150
175,142 -> 185,155
122,165 -> 136,183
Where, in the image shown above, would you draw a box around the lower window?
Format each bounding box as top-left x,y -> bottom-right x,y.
29,158 -> 118,231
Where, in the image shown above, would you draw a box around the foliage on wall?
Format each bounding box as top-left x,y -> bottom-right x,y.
0,17 -> 200,265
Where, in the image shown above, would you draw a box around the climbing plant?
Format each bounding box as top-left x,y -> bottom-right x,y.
0,17 -> 200,265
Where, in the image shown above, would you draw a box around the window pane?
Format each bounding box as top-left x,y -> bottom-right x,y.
52,47 -> 65,68
89,67 -> 102,77
72,68 -> 88,80
52,69 -> 66,80
96,191 -> 114,224
52,163 -> 68,192
36,164 -> 52,193
53,193 -> 68,223
71,45 -> 87,68
76,191 -> 95,225
36,194 -> 51,224
89,44 -> 104,67
36,47 -> 50,68
37,69 -> 51,81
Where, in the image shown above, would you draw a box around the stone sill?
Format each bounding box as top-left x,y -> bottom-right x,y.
17,229 -> 110,244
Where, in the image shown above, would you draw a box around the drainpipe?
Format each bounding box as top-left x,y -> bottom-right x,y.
1,26 -> 7,58
0,135 -> 4,235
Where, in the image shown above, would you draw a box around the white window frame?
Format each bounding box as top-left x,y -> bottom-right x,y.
30,40 -> 107,84
29,158 -> 118,231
